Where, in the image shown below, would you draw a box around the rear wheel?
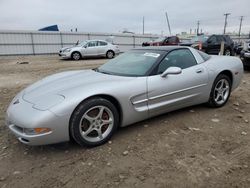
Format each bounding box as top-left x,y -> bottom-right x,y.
71,52 -> 81,61
106,50 -> 115,59
208,74 -> 232,107
224,49 -> 231,56
70,97 -> 119,147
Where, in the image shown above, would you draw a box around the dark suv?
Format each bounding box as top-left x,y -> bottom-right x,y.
192,34 -> 234,56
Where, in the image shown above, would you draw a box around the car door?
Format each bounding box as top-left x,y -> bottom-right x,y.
96,41 -> 108,55
206,35 -> 220,54
83,41 -> 98,56
147,49 -> 209,117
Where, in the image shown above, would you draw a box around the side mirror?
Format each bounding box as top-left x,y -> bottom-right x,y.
83,45 -> 87,48
161,67 -> 182,78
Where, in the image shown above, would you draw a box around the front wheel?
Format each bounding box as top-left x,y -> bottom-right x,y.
207,74 -> 232,107
71,52 -> 81,61
70,97 -> 119,147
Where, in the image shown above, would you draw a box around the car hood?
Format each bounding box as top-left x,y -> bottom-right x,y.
60,46 -> 73,51
22,70 -> 134,104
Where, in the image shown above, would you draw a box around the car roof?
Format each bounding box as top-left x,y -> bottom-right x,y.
133,46 -> 190,52
85,39 -> 108,42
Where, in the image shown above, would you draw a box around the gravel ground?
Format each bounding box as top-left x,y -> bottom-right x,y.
0,55 -> 250,188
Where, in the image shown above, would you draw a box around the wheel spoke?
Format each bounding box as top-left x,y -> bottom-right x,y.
84,114 -> 95,123
222,86 -> 229,93
215,87 -> 220,91
97,129 -> 103,139
215,94 -> 220,102
221,94 -> 225,102
82,126 -> 94,136
97,107 -> 105,119
219,80 -> 224,89
101,118 -> 113,126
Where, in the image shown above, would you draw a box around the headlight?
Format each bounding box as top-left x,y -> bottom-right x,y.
32,94 -> 65,111
63,48 -> 72,52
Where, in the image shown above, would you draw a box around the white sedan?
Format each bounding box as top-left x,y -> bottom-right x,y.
59,40 -> 120,60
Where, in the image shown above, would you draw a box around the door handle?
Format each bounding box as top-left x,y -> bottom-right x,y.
196,68 -> 203,73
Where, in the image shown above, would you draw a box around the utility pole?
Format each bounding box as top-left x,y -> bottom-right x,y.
223,13 -> 230,34
238,16 -> 243,38
197,21 -> 200,35
165,12 -> 172,35
142,16 -> 145,35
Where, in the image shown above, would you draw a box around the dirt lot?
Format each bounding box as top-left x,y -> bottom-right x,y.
0,55 -> 250,188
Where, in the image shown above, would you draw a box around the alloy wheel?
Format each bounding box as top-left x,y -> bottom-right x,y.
72,53 -> 80,60
213,78 -> 230,105
79,105 -> 114,142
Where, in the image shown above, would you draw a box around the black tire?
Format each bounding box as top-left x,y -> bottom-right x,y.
70,97 -> 119,147
106,50 -> 115,59
207,74 -> 232,108
71,52 -> 81,61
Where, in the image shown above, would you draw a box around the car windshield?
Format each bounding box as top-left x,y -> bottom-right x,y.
191,35 -> 209,43
97,50 -> 164,76
153,37 -> 165,42
76,41 -> 88,47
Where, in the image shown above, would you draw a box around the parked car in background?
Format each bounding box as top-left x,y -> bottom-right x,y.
234,42 -> 243,55
240,40 -> 250,69
192,35 -> 234,56
59,40 -> 120,60
180,35 -> 209,47
142,36 -> 180,46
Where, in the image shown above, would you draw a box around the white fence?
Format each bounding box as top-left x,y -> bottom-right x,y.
0,30 -> 249,56
0,30 -> 158,56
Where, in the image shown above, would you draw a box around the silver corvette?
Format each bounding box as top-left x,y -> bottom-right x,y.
6,46 -> 243,147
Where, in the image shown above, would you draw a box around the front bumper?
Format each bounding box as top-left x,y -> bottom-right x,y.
5,94 -> 70,146
59,51 -> 72,59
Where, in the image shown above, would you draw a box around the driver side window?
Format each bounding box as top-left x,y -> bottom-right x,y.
157,49 -> 197,74
87,41 -> 97,47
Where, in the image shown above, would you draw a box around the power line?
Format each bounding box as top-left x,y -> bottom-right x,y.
142,16 -> 145,35
197,20 -> 200,35
165,12 -> 172,35
238,16 -> 243,37
223,13 -> 231,34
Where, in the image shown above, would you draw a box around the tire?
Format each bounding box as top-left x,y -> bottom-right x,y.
106,50 -> 115,59
207,74 -> 232,108
71,52 -> 81,61
70,97 -> 119,147
224,49 -> 231,56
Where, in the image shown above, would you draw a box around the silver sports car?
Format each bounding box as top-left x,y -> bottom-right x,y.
6,46 -> 243,147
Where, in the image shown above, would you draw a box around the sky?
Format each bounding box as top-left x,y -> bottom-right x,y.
0,0 -> 250,35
